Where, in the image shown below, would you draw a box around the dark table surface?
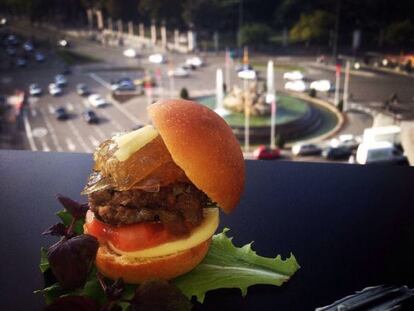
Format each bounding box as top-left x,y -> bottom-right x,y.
0,150 -> 413,310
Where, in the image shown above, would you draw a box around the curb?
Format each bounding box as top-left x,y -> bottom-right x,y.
283,91 -> 345,145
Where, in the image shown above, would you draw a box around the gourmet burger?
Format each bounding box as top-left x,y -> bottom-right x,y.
82,99 -> 245,284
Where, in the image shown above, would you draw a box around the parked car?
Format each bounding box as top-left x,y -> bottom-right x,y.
355,141 -> 407,165
82,109 -> 99,124
330,134 -> 361,150
16,57 -> 27,67
48,83 -> 62,96
57,39 -> 69,47
88,94 -> 107,108
111,78 -> 135,91
253,145 -> 281,160
29,84 -> 42,96
55,107 -> 69,120
291,143 -> 322,156
55,74 -> 67,86
76,84 -> 90,96
34,52 -> 45,62
322,146 -> 353,160
238,69 -> 256,80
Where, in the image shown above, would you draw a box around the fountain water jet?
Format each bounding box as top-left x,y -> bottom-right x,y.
214,68 -> 230,117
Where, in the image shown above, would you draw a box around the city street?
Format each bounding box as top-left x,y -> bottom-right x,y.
1,24 -> 414,159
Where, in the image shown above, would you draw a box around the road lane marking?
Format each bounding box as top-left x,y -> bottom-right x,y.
67,120 -> 93,153
65,137 -> 76,151
41,140 -> 51,152
48,104 -> 55,114
88,73 -> 142,125
88,135 -> 100,147
31,108 -> 37,117
39,108 -> 63,152
89,73 -> 112,89
23,110 -> 38,151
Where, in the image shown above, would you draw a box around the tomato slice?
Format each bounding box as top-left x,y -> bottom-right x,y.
85,211 -> 174,252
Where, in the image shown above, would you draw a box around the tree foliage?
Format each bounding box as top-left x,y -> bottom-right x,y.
239,23 -> 271,46
384,20 -> 414,46
289,10 -> 333,44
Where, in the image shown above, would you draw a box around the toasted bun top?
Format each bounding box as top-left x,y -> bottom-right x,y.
148,99 -> 245,213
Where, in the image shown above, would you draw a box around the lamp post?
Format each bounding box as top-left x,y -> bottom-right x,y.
343,60 -> 350,111
225,48 -> 231,92
334,62 -> 342,106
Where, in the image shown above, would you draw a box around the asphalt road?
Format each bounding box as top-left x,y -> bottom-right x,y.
1,24 -> 414,159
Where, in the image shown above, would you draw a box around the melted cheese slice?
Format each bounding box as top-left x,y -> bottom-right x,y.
113,125 -> 159,161
109,208 -> 219,258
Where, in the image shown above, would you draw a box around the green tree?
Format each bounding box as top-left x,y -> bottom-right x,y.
239,23 -> 271,46
289,10 -> 333,45
384,20 -> 414,46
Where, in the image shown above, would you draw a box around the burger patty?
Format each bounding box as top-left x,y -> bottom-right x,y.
88,182 -> 208,235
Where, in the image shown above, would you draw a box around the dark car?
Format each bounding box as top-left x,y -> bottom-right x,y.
322,146 -> 353,161
82,110 -> 99,124
253,145 -> 281,160
55,107 -> 69,120
76,84 -> 90,96
111,77 -> 135,92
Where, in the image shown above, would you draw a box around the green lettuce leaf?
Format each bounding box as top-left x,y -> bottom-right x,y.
40,247 -> 50,273
172,229 -> 300,302
56,210 -> 85,235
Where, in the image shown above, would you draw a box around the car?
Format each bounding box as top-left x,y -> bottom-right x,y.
34,52 -> 45,62
283,71 -> 304,80
148,53 -> 165,64
235,64 -> 253,72
76,84 -> 90,96
55,74 -> 67,86
111,78 -> 135,91
123,48 -> 137,58
238,69 -> 256,80
57,39 -> 69,47
322,146 -> 353,160
61,65 -> 71,75
55,107 -> 69,120
48,83 -> 62,96
185,56 -> 203,68
310,80 -> 332,92
5,34 -> 19,45
291,143 -> 322,156
28,84 -> 42,96
284,80 -> 307,92
330,134 -> 361,150
82,110 -> 99,124
16,57 -> 27,67
172,66 -> 189,78
253,145 -> 281,160
22,41 -> 34,52
88,94 -> 107,108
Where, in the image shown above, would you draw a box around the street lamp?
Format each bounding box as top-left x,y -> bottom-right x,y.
266,60 -> 277,149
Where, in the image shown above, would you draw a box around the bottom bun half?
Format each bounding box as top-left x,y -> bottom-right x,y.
95,238 -> 211,284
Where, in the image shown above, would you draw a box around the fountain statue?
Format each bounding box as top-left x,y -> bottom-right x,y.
223,81 -> 270,116
214,68 -> 231,117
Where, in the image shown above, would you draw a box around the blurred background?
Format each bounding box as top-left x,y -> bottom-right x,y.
0,0 -> 413,165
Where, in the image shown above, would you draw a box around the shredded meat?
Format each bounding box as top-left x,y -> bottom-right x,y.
89,182 -> 208,235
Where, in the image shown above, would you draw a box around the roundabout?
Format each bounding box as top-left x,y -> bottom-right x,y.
198,93 -> 341,144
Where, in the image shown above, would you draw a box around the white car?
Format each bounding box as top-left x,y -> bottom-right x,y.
291,143 -> 322,156
148,53 -> 165,64
55,74 -> 67,86
172,67 -> 189,78
238,69 -> 256,80
34,52 -> 45,62
29,84 -> 42,96
283,71 -> 304,81
310,80 -> 332,92
185,56 -> 203,68
123,48 -> 137,58
284,80 -> 307,92
88,94 -> 107,108
48,83 -> 62,96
